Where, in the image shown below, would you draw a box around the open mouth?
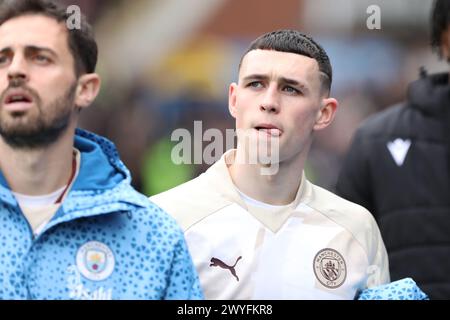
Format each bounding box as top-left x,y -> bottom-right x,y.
4,92 -> 33,104
2,90 -> 35,113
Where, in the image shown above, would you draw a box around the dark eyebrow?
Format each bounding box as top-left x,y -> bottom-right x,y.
243,74 -> 310,93
242,74 -> 269,82
0,46 -> 58,58
25,46 -> 58,58
279,77 -> 309,93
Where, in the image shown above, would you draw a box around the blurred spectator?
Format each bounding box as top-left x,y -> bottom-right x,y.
336,0 -> 450,299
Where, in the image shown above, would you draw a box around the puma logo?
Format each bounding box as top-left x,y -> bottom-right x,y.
209,256 -> 242,282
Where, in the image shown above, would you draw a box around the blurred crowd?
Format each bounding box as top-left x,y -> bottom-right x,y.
60,0 -> 447,195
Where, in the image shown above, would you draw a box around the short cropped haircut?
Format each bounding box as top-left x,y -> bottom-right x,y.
239,29 -> 332,95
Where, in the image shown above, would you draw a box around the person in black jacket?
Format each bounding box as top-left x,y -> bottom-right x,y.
336,0 -> 450,300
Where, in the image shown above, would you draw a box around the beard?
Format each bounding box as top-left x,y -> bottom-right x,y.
0,79 -> 77,149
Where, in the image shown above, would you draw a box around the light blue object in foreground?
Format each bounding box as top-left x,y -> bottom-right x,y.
357,278 -> 429,300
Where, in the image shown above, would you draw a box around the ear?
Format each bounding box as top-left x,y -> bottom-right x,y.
74,73 -> 101,109
441,27 -> 450,59
313,97 -> 338,131
228,82 -> 238,119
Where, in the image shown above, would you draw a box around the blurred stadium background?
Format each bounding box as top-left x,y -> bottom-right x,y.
61,0 -> 447,195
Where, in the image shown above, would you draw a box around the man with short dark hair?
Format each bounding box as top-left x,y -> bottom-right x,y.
0,0 -> 202,300
152,30 -> 390,299
337,0 -> 450,300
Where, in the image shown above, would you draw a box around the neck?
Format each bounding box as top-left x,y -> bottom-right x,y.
0,127 -> 76,196
229,146 -> 308,205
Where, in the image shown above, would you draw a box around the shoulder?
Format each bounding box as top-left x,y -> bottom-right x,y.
308,181 -> 373,220
150,174 -> 231,231
93,184 -> 189,246
306,181 -> 381,248
355,103 -> 408,139
123,192 -> 186,242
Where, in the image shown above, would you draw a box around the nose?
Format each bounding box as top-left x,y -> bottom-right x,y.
259,84 -> 280,114
7,55 -> 28,84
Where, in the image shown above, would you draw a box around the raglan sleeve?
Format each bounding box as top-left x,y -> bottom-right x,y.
365,213 -> 390,288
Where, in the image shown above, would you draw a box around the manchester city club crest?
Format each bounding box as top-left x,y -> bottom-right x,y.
313,248 -> 347,289
76,241 -> 115,281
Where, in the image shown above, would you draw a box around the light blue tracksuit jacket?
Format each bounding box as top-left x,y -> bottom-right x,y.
0,129 -> 203,300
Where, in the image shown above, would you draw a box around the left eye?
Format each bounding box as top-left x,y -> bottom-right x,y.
33,55 -> 50,62
283,86 -> 299,94
248,81 -> 263,88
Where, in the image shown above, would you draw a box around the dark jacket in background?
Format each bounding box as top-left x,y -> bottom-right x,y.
336,72 -> 450,299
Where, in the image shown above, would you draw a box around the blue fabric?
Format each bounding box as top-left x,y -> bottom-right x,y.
71,130 -> 125,191
0,129 -> 203,300
357,278 -> 429,300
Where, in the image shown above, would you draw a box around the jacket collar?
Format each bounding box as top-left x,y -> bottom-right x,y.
0,129 -> 149,228
204,149 -> 309,215
408,72 -> 450,116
